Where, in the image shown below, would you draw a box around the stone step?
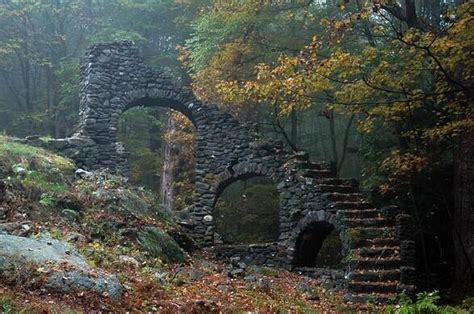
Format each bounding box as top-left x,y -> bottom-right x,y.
295,160 -> 331,170
293,152 -> 310,162
302,169 -> 334,178
357,237 -> 399,247
319,184 -> 358,193
356,246 -> 400,258
323,192 -> 364,202
348,257 -> 401,270
347,227 -> 396,239
345,292 -> 398,304
338,209 -> 381,219
348,281 -> 398,294
344,218 -> 393,228
316,178 -> 358,186
348,269 -> 400,282
330,201 -> 373,210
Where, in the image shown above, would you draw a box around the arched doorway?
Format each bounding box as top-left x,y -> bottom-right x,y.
117,102 -> 197,211
292,221 -> 343,269
213,176 -> 279,244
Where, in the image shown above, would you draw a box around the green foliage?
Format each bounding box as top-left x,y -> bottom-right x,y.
0,136 -> 73,195
39,193 -> 56,207
0,136 -> 75,173
138,227 -> 185,263
0,296 -> 15,314
22,171 -> 68,193
118,107 -> 164,192
387,291 -> 470,314
341,228 -> 366,244
460,297 -> 474,312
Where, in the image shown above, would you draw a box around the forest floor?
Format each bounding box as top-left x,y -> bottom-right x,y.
1,259 -> 358,313
2,134 -> 466,314
0,135 -> 380,313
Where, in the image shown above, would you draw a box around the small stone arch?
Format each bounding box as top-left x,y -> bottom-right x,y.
212,161 -> 282,203
288,210 -> 346,269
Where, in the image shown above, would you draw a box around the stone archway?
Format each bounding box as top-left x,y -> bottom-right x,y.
210,161 -> 284,245
289,210 -> 345,268
212,175 -> 280,245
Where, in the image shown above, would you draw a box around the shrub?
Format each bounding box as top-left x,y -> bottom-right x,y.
388,291 -> 469,314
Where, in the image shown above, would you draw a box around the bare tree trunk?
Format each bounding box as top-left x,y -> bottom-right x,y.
291,110 -> 298,146
160,114 -> 175,211
328,110 -> 338,166
316,116 -> 328,160
338,114 -> 355,172
453,127 -> 474,288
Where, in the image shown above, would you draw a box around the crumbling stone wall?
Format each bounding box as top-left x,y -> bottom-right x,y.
51,42 -> 328,255
38,42 -> 415,302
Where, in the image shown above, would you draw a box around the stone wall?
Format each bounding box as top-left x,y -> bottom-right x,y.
211,243 -> 282,267
33,42 -> 415,302
46,42 -> 335,257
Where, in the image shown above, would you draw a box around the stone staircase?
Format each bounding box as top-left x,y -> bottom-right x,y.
294,156 -> 406,304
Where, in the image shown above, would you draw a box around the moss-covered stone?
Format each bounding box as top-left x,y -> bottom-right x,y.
138,227 -> 185,263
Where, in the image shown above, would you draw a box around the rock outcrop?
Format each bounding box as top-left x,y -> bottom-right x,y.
0,234 -> 122,299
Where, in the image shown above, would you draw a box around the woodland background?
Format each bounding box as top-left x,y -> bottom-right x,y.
0,0 -> 472,298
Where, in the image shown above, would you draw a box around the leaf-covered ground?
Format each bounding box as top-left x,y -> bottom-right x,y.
0,135 -> 374,313
1,137 -> 471,313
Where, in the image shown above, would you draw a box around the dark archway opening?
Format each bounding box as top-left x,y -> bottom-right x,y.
214,176 -> 279,244
293,221 -> 342,268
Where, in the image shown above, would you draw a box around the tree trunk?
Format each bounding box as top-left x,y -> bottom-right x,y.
291,110 -> 298,146
338,114 -> 355,172
328,110 -> 338,166
453,127 -> 474,288
160,114 -> 175,212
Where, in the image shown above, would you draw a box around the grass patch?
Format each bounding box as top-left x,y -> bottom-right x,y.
387,291 -> 471,314
0,135 -> 74,195
0,296 -> 17,314
0,135 -> 75,176
22,171 -> 69,193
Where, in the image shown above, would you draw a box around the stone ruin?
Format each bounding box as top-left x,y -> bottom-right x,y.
38,42 -> 415,303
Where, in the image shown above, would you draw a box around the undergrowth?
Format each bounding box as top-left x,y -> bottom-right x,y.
387,291 -> 471,314
138,227 -> 185,263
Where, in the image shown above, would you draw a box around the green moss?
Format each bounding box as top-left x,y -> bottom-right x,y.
22,171 -> 68,193
138,227 -> 185,263
342,250 -> 358,263
0,135 -> 75,174
342,228 -> 366,244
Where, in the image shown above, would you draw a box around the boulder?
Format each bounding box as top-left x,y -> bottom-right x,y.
0,234 -> 122,299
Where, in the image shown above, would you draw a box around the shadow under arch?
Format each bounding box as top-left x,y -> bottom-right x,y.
213,172 -> 271,208
289,211 -> 346,269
